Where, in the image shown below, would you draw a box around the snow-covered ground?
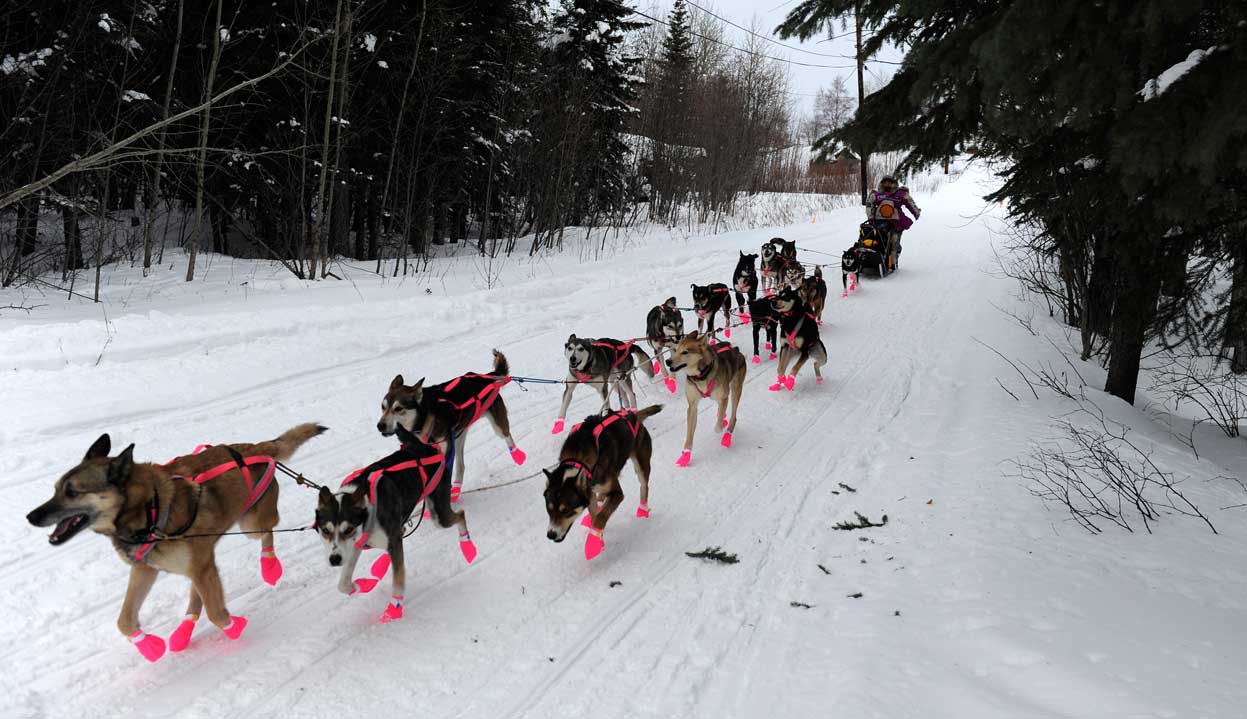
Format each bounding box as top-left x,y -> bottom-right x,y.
2,166 -> 1244,719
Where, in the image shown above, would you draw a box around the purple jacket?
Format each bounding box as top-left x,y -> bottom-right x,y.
868,188 -> 921,230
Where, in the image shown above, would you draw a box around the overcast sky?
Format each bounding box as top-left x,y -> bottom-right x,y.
632,1 -> 905,118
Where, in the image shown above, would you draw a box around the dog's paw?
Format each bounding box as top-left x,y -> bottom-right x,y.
551,418 -> 565,434
764,342 -> 773,351
222,616 -> 247,641
636,503 -> 650,518
652,359 -> 661,375
768,381 -> 784,392
841,291 -> 849,298
783,375 -> 795,391
751,356 -> 760,364
720,431 -> 733,448
584,529 -> 605,561
450,485 -> 462,504
817,376 -> 825,384
724,328 -> 731,338
168,615 -> 197,653
380,598 -> 404,624
768,353 -> 778,362
260,550 -> 282,587
459,533 -> 478,564
509,446 -> 527,465
129,630 -> 166,663
352,577 -> 379,594
675,449 -> 691,467
664,377 -> 677,394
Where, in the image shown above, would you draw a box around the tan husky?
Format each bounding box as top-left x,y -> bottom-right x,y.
664,331 -> 747,467
26,423 -> 325,662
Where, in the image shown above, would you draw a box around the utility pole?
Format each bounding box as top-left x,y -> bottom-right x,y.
855,3 -> 868,205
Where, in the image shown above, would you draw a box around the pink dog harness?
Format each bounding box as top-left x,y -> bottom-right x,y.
129,446 -> 278,562
340,442 -> 446,550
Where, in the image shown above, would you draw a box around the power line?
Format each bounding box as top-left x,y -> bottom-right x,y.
624,4 -> 856,70
684,0 -> 847,59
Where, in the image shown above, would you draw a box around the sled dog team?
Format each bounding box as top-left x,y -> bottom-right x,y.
26,237 -> 832,663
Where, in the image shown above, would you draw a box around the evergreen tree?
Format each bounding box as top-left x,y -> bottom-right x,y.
778,0 -> 1247,402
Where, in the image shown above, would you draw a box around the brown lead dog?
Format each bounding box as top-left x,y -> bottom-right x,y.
543,405 -> 662,561
665,331 -> 747,467
26,423 -> 325,663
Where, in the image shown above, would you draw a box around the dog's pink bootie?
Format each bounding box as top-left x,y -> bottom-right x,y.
751,356 -> 760,364
721,431 -> 733,448
423,507 -> 431,520
784,375 -> 796,391
675,449 -> 691,467
509,446 -> 527,465
260,550 -> 282,587
720,418 -> 728,429
740,313 -> 751,324
459,532 -> 478,564
708,337 -> 717,346
168,615 -> 197,653
353,577 -> 380,594
222,616 -> 247,641
664,377 -> 677,394
724,328 -> 731,339
765,341 -> 772,351
817,376 -> 825,384
450,485 -> 462,504
129,630 -> 166,663
850,279 -> 857,292
841,291 -> 849,298
636,503 -> 650,518
551,417 -> 565,434
381,596 -> 404,624
769,352 -> 778,361
370,553 -> 391,579
584,529 -> 604,561
652,359 -> 661,375
581,512 -> 593,529
768,380 -> 784,392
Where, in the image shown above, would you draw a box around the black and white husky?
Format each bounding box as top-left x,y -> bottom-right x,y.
645,298 -> 684,394
315,425 -> 474,624
732,252 -> 759,322
552,334 -> 655,433
841,248 -> 864,297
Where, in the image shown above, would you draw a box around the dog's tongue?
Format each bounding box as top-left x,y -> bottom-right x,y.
49,515 -> 85,544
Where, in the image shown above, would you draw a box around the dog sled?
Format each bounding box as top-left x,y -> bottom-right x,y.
853,220 -> 900,277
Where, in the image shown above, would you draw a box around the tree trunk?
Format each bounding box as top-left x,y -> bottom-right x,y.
353,181 -> 367,259
144,0 -> 184,274
1086,237 -> 1115,337
187,0 -> 224,282
62,202 -> 84,275
367,187 -> 380,261
1104,250 -> 1161,404
16,199 -> 38,260
1228,248 -> 1247,374
310,0 -> 346,279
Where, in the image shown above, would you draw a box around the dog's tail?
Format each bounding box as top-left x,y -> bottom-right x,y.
630,345 -> 655,378
636,404 -> 663,421
492,349 -> 510,378
265,423 -> 328,460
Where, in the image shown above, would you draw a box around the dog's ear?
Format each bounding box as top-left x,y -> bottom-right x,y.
108,444 -> 135,486
690,283 -> 697,290
685,330 -> 700,342
412,377 -> 424,400
390,374 -> 404,391
85,433 -> 111,461
664,296 -> 677,308
567,333 -> 577,344
739,250 -> 744,257
317,485 -> 335,508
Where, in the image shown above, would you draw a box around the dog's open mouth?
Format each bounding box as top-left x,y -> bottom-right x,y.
49,514 -> 89,545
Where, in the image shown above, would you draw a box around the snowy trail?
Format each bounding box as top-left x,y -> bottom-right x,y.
5,169 -> 1247,718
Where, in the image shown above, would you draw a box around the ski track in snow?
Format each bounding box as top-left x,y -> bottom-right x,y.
3,167 -> 1246,718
